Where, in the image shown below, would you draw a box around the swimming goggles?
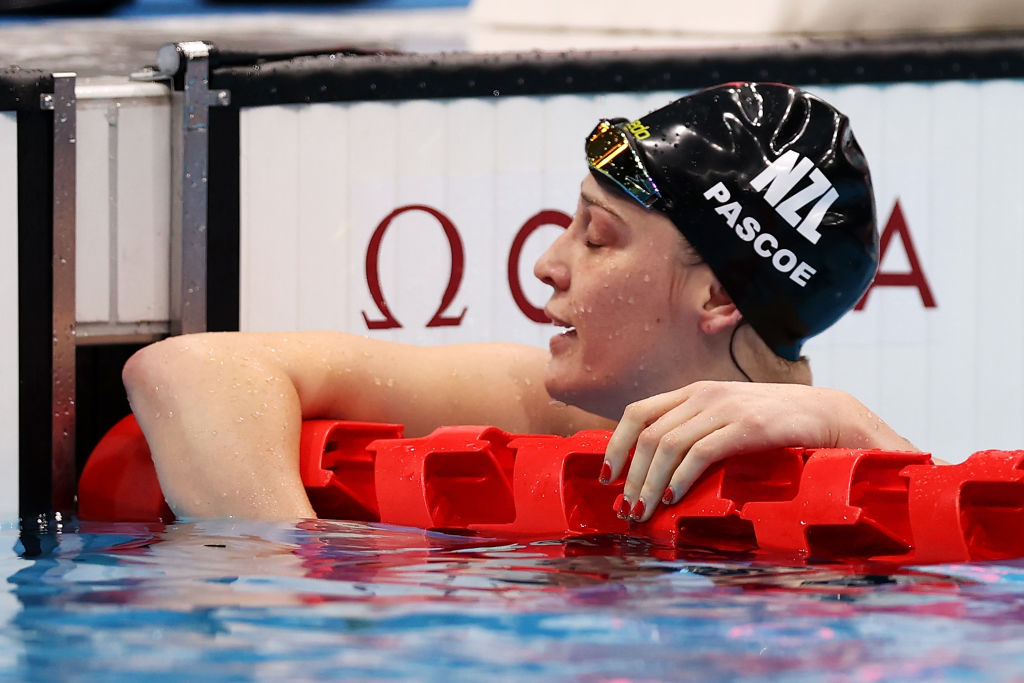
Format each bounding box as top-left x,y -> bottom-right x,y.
585,119 -> 663,209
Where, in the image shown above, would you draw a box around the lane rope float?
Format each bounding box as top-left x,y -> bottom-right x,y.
78,415 -> 1024,563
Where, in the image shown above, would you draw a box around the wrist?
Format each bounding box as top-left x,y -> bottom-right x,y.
830,389 -> 917,452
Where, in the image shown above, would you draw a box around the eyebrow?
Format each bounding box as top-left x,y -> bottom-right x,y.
580,189 -> 627,224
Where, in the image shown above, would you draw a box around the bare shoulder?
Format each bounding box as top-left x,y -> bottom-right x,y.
299,334 -> 613,436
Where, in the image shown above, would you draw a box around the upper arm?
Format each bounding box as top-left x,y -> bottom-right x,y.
127,330 -> 611,438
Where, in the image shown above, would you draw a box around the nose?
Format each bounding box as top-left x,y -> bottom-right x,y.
534,227 -> 571,291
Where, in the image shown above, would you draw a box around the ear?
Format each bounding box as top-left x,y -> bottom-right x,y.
699,279 -> 742,335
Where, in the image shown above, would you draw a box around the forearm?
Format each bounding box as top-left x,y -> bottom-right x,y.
825,388 -> 919,452
123,334 -> 315,520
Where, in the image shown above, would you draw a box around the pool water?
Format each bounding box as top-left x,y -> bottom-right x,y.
4,519 -> 1024,681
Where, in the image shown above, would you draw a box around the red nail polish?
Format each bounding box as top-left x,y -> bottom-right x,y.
599,462 -> 611,484
615,495 -> 630,519
662,487 -> 674,505
630,499 -> 646,521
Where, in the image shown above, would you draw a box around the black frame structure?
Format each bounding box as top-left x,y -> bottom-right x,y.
2,67 -> 77,523
148,33 -> 1024,335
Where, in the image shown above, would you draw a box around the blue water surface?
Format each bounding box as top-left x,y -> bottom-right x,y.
4,519 -> 1024,681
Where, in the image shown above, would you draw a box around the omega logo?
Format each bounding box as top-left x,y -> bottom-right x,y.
361,206 -> 570,329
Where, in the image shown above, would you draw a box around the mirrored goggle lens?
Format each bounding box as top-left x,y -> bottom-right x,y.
585,120 -> 662,208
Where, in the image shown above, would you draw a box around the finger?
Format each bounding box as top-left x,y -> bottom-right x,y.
632,421 -> 728,522
622,401 -> 705,517
603,388 -> 691,483
661,424 -> 749,506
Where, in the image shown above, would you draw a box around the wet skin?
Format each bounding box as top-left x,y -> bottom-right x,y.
534,174 -> 728,421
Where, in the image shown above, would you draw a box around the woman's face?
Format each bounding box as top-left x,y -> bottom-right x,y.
534,174 -> 714,419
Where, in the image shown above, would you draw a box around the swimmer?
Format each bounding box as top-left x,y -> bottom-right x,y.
123,82 -> 916,522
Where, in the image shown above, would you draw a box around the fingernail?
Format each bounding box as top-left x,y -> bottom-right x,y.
599,462 -> 611,484
662,487 -> 674,505
630,499 -> 646,521
614,495 -> 631,519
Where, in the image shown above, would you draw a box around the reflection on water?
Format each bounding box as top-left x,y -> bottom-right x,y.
3,518 -> 1024,680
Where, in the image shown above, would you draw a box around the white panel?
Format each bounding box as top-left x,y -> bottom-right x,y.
441,97 -> 498,344
489,96 -> 547,345
0,111 -> 17,521
73,79 -> 173,332
238,81 -> 1024,462
74,102 -> 111,323
294,103 -> 349,331
116,98 -> 171,322
919,81 -> 983,460
390,99 -> 456,340
239,105 -> 302,331
343,101 -> 399,339
974,80 -> 1024,452
866,84 -> 935,450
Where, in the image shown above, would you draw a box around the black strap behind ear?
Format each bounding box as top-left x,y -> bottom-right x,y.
729,321 -> 753,382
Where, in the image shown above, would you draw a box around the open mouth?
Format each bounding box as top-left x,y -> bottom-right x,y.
547,311 -> 577,336
545,310 -> 578,347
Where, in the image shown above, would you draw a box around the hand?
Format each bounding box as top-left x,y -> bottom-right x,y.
601,381 -> 917,522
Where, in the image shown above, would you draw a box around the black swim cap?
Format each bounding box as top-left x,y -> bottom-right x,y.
586,82 -> 878,361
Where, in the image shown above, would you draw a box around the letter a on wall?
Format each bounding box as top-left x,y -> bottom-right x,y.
856,200 -> 937,310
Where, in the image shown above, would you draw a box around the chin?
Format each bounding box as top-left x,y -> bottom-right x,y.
543,374 -> 622,421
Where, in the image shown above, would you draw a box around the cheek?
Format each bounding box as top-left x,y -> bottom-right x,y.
580,271 -> 678,345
